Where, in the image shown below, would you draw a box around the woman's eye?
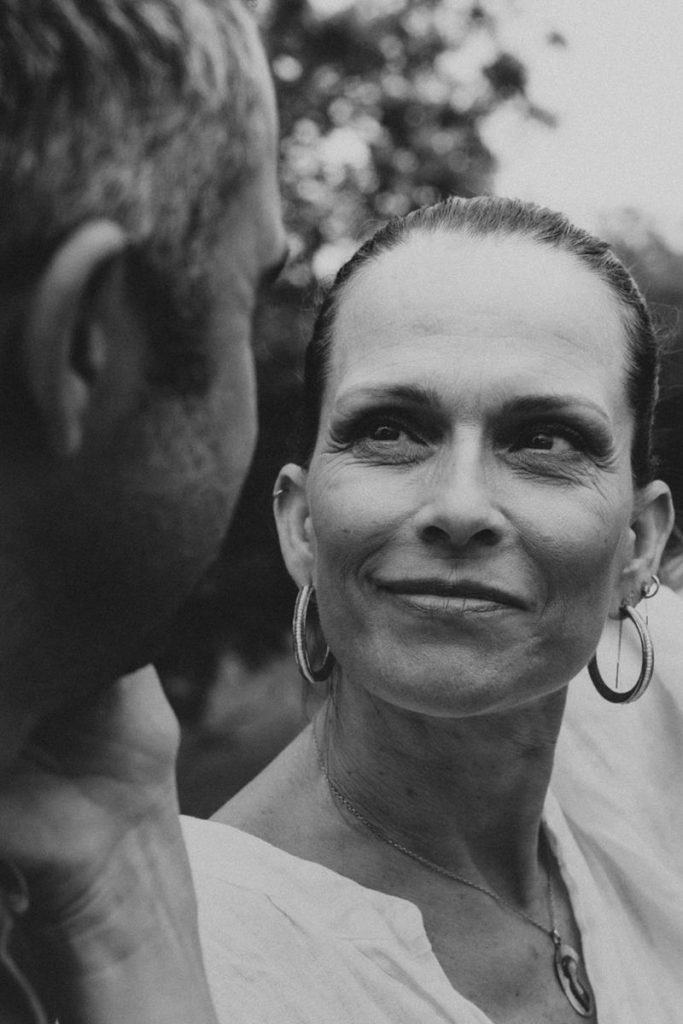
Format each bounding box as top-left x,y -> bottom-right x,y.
513,425 -> 583,456
333,414 -> 430,463
367,423 -> 404,442
524,432 -> 573,452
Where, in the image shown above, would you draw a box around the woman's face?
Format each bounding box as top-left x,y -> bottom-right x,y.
293,231 -> 655,716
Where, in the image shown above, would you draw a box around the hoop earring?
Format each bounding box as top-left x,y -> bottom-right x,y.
588,590 -> 656,704
640,573 -> 660,599
293,584 -> 334,684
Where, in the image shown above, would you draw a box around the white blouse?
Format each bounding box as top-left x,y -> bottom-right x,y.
184,783 -> 681,1022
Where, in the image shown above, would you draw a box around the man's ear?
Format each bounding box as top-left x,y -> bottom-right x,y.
22,220 -> 128,457
273,464 -> 316,588
620,480 -> 675,602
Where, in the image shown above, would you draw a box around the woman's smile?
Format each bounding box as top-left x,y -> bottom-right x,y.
373,576 -> 530,618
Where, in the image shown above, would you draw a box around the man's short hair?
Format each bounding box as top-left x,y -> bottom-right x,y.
0,0 -> 264,391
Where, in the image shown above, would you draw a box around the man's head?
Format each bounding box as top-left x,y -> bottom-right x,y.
0,0 -> 286,708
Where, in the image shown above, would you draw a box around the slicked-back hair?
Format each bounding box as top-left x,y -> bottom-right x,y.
299,196 -> 659,486
0,0 -> 262,392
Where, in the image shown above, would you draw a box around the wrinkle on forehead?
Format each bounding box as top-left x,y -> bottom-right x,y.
345,231 -> 620,320
328,230 -> 629,392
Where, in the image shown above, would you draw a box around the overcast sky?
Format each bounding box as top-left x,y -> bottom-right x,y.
485,0 -> 683,246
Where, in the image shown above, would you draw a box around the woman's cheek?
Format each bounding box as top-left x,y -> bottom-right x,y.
522,497 -> 629,606
311,467 -> 401,544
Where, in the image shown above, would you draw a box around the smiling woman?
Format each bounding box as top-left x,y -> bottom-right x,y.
185,197 -> 681,1024
283,203 -> 667,721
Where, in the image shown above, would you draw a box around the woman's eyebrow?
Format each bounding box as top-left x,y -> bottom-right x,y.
334,383 -> 441,410
498,394 -> 613,425
332,388 -> 616,437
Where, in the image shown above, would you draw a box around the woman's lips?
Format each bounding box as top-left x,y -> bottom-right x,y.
375,578 -> 528,613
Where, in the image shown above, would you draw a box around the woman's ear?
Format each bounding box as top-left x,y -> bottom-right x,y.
21,219 -> 127,457
273,463 -> 316,588
620,480 -> 675,600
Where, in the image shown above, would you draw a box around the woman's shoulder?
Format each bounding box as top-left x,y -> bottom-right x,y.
211,727 -> 314,843
181,818 -> 458,1024
182,813 -> 309,896
181,812 -> 349,932
181,813 -> 427,949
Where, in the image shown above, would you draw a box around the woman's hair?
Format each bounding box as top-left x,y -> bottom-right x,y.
298,195 -> 659,486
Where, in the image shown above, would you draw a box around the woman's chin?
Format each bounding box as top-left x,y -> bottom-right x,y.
342,647 -> 555,720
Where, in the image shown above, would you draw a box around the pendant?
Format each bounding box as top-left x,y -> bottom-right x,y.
551,930 -> 594,1017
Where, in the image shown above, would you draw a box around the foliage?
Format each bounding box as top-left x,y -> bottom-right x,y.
266,0 -> 552,286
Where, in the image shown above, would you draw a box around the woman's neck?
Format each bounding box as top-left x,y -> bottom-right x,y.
318,681 -> 568,904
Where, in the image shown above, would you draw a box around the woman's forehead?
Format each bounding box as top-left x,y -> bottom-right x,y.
316,230 -> 633,436
329,231 -> 628,377
343,231 -> 619,328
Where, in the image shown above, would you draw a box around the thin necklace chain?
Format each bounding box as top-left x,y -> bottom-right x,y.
312,725 -> 558,943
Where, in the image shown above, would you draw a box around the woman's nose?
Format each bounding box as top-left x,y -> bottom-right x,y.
414,439 -> 506,550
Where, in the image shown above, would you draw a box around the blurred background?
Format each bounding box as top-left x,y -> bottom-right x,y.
158,0 -> 683,817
